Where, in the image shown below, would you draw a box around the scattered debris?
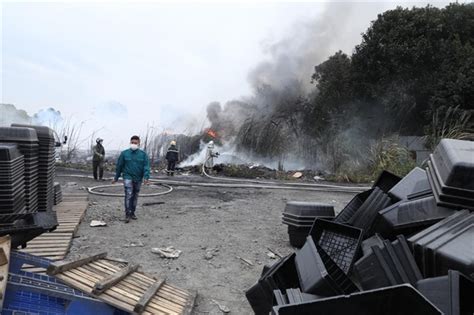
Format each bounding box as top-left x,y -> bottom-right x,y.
292,172 -> 303,178
313,175 -> 324,181
142,201 -> 166,206
90,220 -> 107,227
267,252 -> 277,259
151,246 -> 182,259
267,247 -> 283,258
237,256 -> 254,266
211,299 -> 231,313
124,240 -> 145,247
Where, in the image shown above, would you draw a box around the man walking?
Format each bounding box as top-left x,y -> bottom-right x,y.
112,135 -> 150,223
165,140 -> 179,176
92,138 -> 105,180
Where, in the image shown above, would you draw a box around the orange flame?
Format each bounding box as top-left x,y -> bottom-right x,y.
206,129 -> 218,139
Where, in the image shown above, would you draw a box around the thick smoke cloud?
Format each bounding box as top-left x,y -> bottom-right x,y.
198,2 -> 399,170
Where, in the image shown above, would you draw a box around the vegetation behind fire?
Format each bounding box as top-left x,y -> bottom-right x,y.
200,3 -> 473,180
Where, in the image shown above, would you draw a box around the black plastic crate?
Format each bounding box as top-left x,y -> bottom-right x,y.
360,233 -> 385,256
415,270 -> 474,315
353,235 -> 422,290
271,284 -> 442,315
0,143 -> 23,161
408,210 -> 472,277
334,189 -> 373,223
295,237 -> 358,296
427,162 -> 474,210
246,254 -> 300,315
273,289 -> 320,307
372,170 -> 402,193
432,138 -> 474,190
0,127 -> 39,143
309,219 -> 363,274
429,157 -> 474,199
377,196 -> 457,238
284,201 -> 335,218
388,167 -> 428,201
347,187 -> 392,237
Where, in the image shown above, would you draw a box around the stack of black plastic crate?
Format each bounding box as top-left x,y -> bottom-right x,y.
12,124 -> 56,212
246,138 -> 474,315
0,127 -> 39,215
0,144 -> 27,223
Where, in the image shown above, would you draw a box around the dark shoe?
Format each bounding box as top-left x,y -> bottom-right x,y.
131,214 -> 137,220
124,216 -> 130,223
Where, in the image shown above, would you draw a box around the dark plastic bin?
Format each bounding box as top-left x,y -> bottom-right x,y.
273,289 -> 320,306
429,157 -> 474,199
372,170 -> 402,193
295,237 -> 358,296
0,143 -> 23,161
246,254 -> 300,315
361,233 -> 385,256
377,196 -> 457,238
0,127 -> 39,143
353,235 -> 422,290
415,270 -> 474,315
388,167 -> 428,201
334,189 -> 373,223
308,219 -> 363,274
427,162 -> 474,210
271,284 -> 442,315
347,187 -> 392,237
408,210 -> 474,277
284,201 -> 335,217
432,138 -> 474,190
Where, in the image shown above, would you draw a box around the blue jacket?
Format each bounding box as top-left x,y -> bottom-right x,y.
114,149 -> 150,181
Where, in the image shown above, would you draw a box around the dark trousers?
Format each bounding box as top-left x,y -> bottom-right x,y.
167,161 -> 176,176
124,179 -> 142,216
93,160 -> 104,180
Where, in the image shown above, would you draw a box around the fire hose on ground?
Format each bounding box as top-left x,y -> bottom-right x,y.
57,156 -> 370,197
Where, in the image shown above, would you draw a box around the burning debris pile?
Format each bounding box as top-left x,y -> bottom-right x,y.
246,139 -> 474,314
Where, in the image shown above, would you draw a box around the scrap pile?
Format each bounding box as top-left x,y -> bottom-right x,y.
246,139 -> 474,314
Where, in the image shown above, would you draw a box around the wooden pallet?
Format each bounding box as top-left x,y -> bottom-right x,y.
19,194 -> 88,272
0,235 -> 11,309
47,253 -> 196,315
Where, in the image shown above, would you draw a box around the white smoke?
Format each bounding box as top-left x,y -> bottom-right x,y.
179,139 -> 308,170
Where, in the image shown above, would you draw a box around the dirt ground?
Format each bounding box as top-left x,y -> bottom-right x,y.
57,169 -> 356,314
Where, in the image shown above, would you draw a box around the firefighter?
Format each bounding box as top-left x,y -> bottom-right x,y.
92,138 -> 105,180
204,140 -> 219,173
165,140 -> 179,176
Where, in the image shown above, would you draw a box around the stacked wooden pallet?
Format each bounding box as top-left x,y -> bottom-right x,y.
20,193 -> 88,272
47,253 -> 196,315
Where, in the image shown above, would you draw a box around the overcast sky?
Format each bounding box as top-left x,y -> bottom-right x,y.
1,1 -> 452,148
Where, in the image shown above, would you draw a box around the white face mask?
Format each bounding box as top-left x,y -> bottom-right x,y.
130,143 -> 139,151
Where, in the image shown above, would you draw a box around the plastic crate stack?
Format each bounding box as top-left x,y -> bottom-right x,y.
0,127 -> 39,214
12,124 -> 56,212
426,138 -> 474,210
53,182 -> 63,205
246,138 -> 474,315
0,144 -> 26,223
281,202 -> 335,248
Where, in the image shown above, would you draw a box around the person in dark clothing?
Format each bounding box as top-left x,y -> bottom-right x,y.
92,138 -> 105,180
165,141 -> 179,176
